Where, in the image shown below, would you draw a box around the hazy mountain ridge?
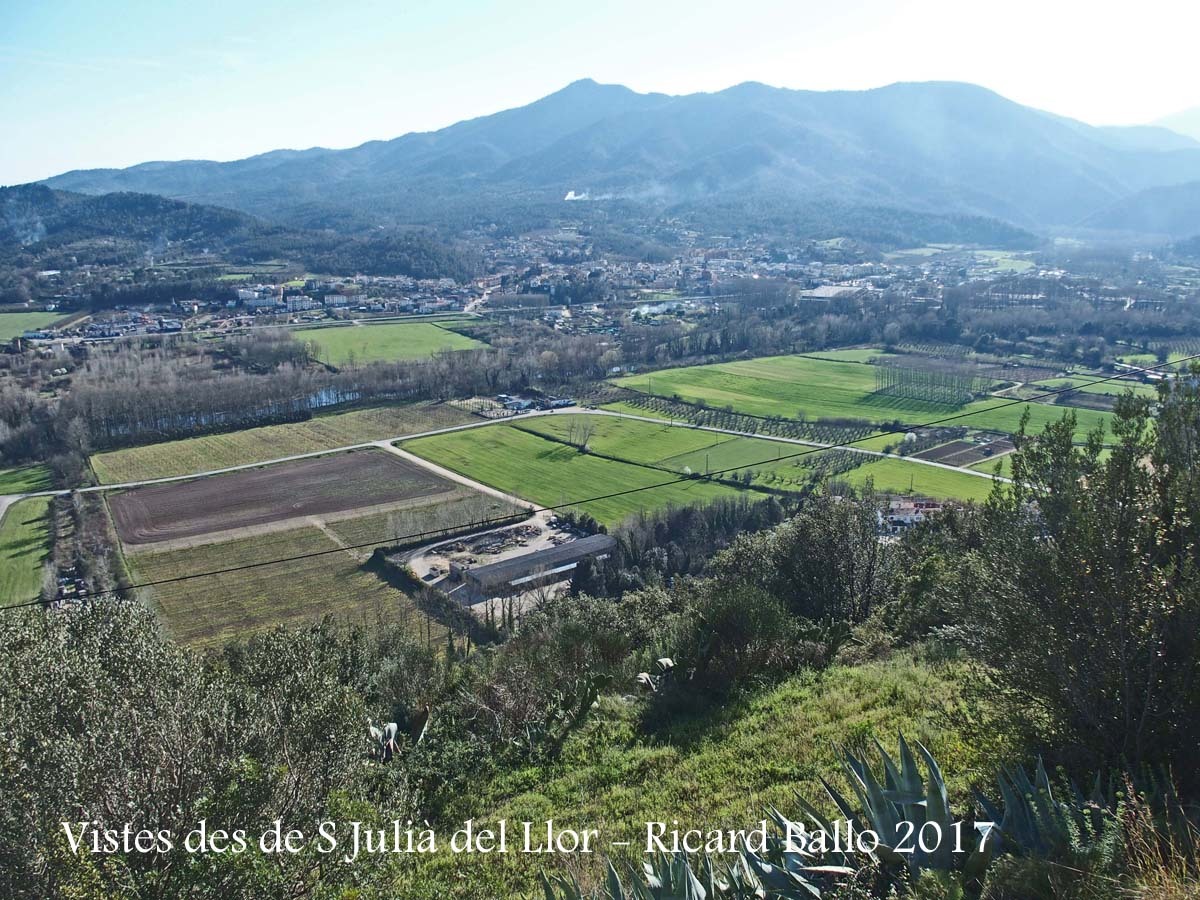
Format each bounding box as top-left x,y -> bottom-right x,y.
1156,106 -> 1200,143
33,79 -> 1200,238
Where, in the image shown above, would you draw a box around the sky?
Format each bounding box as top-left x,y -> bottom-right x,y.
3,0 -> 1199,185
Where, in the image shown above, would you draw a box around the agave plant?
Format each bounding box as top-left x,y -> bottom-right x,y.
780,734 -> 996,892
541,851 -> 845,900
515,672 -> 613,757
977,758 -> 1111,857
541,736 -> 1128,900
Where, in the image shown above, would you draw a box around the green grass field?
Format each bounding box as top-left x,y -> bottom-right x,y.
798,347 -> 894,363
516,416 -> 726,466
401,425 -> 746,527
409,414 -> 1001,511
968,447 -> 1112,481
127,525 -> 438,648
975,249 -> 1034,272
517,415 -> 822,492
615,355 -> 1113,439
1032,376 -> 1159,399
0,497 -> 52,604
1116,353 -> 1159,368
90,402 -> 476,484
968,454 -> 1013,478
297,322 -> 484,365
0,312 -> 68,341
884,245 -> 949,260
841,457 -> 997,502
395,652 -> 1014,898
0,465 -> 52,494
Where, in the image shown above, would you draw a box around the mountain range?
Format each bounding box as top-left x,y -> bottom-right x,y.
27,79 -> 1200,241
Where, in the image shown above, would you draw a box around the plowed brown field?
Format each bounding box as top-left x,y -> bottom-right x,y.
110,450 -> 453,545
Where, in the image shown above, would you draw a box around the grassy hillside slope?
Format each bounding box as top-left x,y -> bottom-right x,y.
394,651 -> 1014,898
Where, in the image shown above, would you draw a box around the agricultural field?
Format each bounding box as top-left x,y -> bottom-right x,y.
967,446 -> 1111,481
127,525 -> 440,648
401,424 -> 746,527
108,450 -> 455,547
517,415 -> 821,492
0,497 -> 52,604
296,321 -> 484,365
797,347 -> 894,363
968,454 -> 1013,479
596,400 -> 674,422
1115,352 -> 1159,368
90,402 -> 475,484
515,415 -> 725,466
659,434 -> 801,475
1168,341 -> 1200,365
884,245 -> 949,261
973,249 -> 1034,272
0,312 -> 68,340
839,458 -> 996,502
954,396 -> 1111,437
0,464 -> 52,494
412,413 -> 1002,510
324,489 -> 525,546
615,355 -> 925,422
1032,375 -> 1159,399
614,354 -> 1113,440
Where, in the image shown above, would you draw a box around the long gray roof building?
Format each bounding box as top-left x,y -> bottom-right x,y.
461,534 -> 617,594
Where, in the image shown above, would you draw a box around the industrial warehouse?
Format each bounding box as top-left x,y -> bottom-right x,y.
450,533 -> 617,599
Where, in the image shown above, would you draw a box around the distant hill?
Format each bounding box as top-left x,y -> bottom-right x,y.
0,184 -> 480,280
0,184 -> 255,250
1088,124 -> 1200,153
1080,181 -> 1200,237
1156,106 -> 1200,144
35,79 -> 1200,239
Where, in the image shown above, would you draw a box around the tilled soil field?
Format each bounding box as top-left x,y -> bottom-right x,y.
110,450 -> 454,545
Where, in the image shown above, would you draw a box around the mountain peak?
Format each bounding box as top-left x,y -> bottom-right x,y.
36,79 -> 1200,238
551,77 -> 632,97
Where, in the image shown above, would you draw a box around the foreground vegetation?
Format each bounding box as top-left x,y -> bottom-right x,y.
395,651 -> 1008,898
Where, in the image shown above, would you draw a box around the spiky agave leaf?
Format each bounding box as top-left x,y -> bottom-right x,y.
739,847 -> 824,899
915,740 -> 954,870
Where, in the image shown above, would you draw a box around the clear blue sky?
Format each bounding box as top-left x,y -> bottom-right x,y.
4,0 -> 1198,184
